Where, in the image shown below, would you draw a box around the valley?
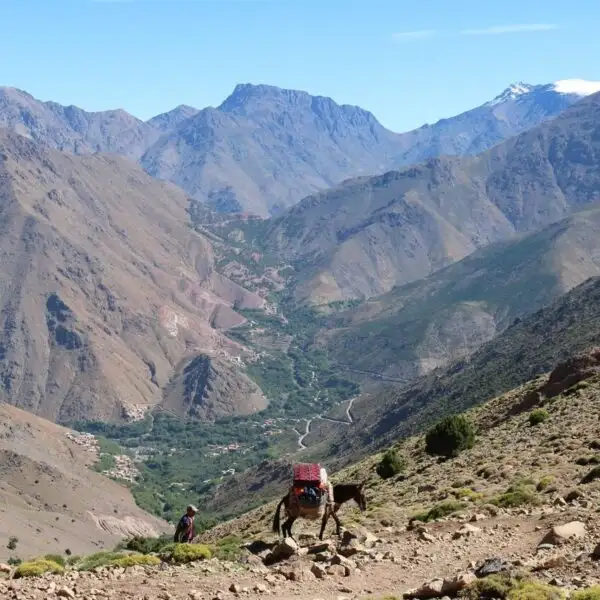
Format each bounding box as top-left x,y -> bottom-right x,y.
3,70 -> 600,600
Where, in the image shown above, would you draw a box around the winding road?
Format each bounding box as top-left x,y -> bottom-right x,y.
294,396 -> 357,450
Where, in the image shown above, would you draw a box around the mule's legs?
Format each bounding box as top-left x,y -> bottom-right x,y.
283,516 -> 296,539
332,510 -> 342,537
319,512 -> 329,540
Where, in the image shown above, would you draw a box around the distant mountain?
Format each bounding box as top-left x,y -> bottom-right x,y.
324,203 -> 600,382
0,87 -> 160,159
143,80 -> 600,216
265,90 -> 600,304
146,104 -> 200,132
390,80 -> 600,164
0,130 -> 265,424
140,84 -> 400,217
2,80 -> 595,217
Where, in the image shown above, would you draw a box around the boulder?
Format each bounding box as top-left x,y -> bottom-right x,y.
403,578 -> 445,599
452,524 -> 481,539
441,573 -> 476,595
540,521 -> 586,546
475,558 -> 511,577
311,563 -> 327,579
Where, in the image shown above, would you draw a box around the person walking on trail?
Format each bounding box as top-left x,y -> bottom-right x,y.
174,505 -> 197,543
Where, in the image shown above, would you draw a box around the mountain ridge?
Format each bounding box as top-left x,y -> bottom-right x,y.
2,79 -> 598,216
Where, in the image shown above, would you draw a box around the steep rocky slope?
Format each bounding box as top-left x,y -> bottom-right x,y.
264,90 -> 600,304
323,203 -> 600,381
322,275 -> 600,465
0,403 -> 169,562
0,130 -> 265,423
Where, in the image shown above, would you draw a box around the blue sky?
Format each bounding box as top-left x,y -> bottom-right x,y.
3,0 -> 599,132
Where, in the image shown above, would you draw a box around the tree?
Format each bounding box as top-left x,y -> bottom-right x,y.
425,415 -> 475,458
376,448 -> 406,479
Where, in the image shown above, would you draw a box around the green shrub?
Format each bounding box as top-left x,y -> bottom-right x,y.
461,573 -> 517,600
77,551 -> 125,571
43,554 -> 66,567
7,557 -> 21,566
451,487 -> 484,501
110,554 -> 161,568
581,465 -> 600,484
491,482 -> 537,508
161,543 -> 212,564
376,449 -> 406,480
571,586 -> 600,600
14,559 -> 64,578
536,475 -> 554,491
120,534 -> 173,555
529,409 -> 550,426
507,581 -> 564,600
425,415 -> 475,458
212,535 -> 243,562
7,536 -> 18,551
411,500 -> 466,523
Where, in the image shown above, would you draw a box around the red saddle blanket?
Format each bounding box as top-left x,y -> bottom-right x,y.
292,463 -> 321,484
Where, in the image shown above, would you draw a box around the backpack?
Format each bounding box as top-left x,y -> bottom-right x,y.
174,515 -> 191,542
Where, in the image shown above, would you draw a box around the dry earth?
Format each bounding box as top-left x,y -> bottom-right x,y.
3,352 -> 600,598
0,402 -> 169,561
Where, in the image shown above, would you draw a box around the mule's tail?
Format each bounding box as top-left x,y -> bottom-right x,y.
272,497 -> 285,535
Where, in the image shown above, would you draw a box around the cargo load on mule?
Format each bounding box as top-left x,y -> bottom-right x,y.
290,463 -> 330,513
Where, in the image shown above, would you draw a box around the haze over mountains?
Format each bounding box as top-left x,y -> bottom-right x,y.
2,79 -> 599,217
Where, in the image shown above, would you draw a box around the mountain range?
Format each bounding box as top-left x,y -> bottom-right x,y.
2,79 -> 599,217
265,89 -> 600,304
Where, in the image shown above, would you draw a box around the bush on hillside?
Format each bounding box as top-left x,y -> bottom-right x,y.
461,573 -> 517,600
571,586 -> 600,600
425,415 -> 475,458
581,466 -> 600,484
528,409 -> 550,426
110,554 -> 161,568
376,449 -> 406,480
507,581 -> 565,600
212,535 -> 243,561
77,551 -> 125,571
43,554 -> 66,567
119,534 -> 173,555
491,483 -> 537,508
160,543 -> 212,564
411,500 -> 466,523
14,559 -> 64,578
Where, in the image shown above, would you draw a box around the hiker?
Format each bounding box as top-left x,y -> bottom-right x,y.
174,504 -> 197,543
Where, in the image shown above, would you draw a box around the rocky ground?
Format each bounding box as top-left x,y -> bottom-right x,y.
3,352 -> 600,599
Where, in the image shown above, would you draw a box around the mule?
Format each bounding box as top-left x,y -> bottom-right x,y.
272,482 -> 367,540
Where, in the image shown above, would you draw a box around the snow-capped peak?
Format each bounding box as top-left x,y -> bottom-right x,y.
487,82 -> 536,106
552,79 -> 600,96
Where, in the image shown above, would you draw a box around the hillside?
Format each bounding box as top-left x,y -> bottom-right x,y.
322,203 -> 600,381
4,349 -> 600,599
0,129 -> 265,423
0,402 -> 168,562
264,90 -> 600,304
322,275 -> 600,464
189,348 -> 600,599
